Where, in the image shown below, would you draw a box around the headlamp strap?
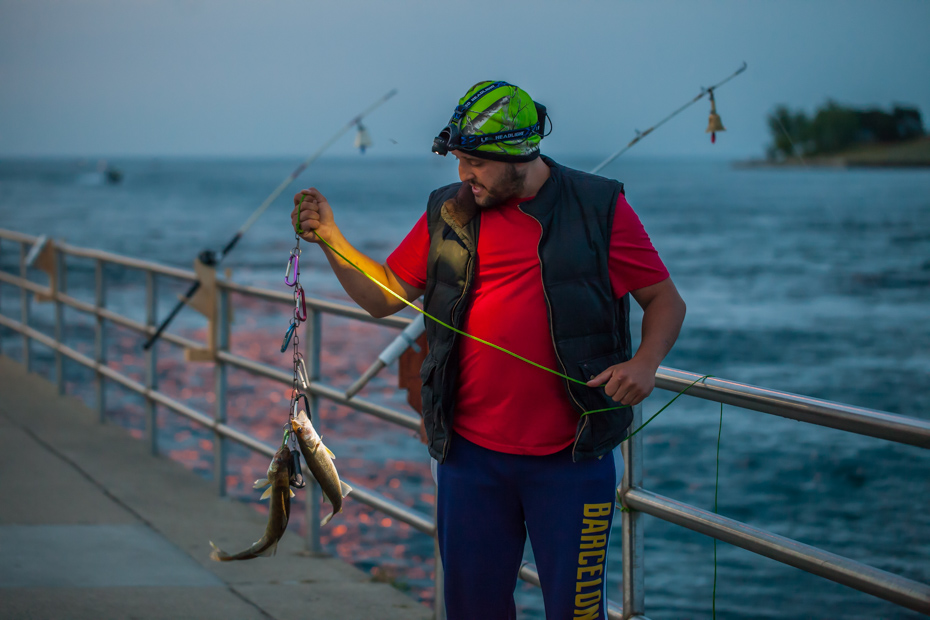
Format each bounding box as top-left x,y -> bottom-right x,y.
457,121 -> 541,148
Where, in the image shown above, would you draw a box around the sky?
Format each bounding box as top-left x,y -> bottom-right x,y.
1,0 -> 929,159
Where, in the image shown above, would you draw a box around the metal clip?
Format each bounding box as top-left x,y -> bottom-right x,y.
285,251 -> 300,286
296,355 -> 311,390
291,392 -> 311,420
288,445 -> 305,489
295,286 -> 307,322
280,320 -> 297,353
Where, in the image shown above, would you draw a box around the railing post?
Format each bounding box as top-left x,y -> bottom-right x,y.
304,307 -> 323,554
54,246 -> 66,394
0,237 -> 5,358
145,271 -> 158,455
214,285 -> 230,497
620,403 -> 645,619
95,259 -> 106,422
0,237 -> 4,357
20,242 -> 31,372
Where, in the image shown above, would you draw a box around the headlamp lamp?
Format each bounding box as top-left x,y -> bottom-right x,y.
431,124 -> 460,156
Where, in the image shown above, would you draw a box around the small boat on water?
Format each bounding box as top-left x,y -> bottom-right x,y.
76,159 -> 123,185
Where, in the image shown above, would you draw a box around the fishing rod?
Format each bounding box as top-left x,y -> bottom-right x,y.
590,61 -> 747,174
142,88 -> 399,351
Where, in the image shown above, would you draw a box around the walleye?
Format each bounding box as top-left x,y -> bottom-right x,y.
209,445 -> 295,561
290,409 -> 352,525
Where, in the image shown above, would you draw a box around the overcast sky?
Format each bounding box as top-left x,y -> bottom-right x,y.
2,0 -> 929,159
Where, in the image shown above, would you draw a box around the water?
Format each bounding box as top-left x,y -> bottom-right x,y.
1,156 -> 928,618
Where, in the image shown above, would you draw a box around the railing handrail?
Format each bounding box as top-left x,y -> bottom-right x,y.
3,228 -> 928,618
3,262 -> 925,451
655,367 -> 930,449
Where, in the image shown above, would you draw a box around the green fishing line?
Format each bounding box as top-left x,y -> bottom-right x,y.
713,401 -> 723,619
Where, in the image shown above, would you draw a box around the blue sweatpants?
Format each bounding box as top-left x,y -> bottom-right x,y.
436,433 -> 622,620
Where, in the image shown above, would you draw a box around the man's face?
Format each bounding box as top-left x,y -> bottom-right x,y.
453,151 -> 527,208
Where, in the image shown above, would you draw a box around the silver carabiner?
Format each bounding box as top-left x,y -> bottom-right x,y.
296,355 -> 311,390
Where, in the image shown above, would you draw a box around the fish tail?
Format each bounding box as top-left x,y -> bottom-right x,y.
321,511 -> 335,527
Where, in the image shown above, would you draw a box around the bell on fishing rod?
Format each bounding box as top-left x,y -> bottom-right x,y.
355,122 -> 372,154
705,89 -> 726,144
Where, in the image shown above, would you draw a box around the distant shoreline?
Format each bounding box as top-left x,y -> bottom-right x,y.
736,136 -> 930,169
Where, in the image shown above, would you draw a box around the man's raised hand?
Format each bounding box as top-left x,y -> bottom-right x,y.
291,188 -> 335,244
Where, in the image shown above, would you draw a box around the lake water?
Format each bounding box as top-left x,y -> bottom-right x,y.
1,155 -> 928,618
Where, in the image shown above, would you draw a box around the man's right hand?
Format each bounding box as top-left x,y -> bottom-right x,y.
291,188 -> 335,244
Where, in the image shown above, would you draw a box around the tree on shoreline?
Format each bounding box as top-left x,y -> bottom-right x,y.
767,102 -> 925,160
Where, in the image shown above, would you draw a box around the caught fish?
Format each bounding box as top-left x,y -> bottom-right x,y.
290,410 -> 352,525
209,446 -> 295,561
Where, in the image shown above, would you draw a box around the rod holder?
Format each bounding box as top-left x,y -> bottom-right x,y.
183,259 -> 233,362
29,237 -> 58,303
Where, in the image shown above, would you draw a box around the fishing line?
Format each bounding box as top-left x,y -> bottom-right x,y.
772,114 -> 809,168
713,401 -> 724,619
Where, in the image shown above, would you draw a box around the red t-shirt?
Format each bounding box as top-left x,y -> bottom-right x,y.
387,193 -> 669,455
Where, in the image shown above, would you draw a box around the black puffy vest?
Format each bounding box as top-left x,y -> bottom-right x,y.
420,156 -> 633,463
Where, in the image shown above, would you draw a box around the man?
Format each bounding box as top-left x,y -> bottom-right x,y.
291,81 -> 685,620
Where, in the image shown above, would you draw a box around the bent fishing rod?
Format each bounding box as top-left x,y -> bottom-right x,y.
142,88 -> 398,351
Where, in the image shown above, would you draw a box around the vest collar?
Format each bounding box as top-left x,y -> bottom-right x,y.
519,155 -> 562,219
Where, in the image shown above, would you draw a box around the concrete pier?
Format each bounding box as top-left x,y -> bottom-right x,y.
0,355 -> 432,620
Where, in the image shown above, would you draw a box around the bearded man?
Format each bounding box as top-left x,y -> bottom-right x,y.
291,81 -> 686,620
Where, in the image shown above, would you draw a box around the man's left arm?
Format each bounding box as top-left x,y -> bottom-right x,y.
586,277 -> 686,405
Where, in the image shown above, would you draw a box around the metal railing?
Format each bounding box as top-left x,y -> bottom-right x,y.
1,227 -> 928,619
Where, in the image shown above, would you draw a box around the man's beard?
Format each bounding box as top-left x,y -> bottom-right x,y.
472,164 -> 526,209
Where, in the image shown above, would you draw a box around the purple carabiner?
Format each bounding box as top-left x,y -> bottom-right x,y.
295,286 -> 307,322
285,252 -> 300,286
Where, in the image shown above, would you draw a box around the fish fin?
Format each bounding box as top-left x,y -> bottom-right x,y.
340,480 -> 353,498
289,489 -> 296,498
209,541 -> 230,562
258,540 -> 278,557
324,445 -> 336,459
260,487 -> 273,500
253,478 -> 271,489
321,511 -> 335,526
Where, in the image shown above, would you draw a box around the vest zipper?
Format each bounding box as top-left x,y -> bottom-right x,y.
518,205 -> 587,461
441,253 -> 474,462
